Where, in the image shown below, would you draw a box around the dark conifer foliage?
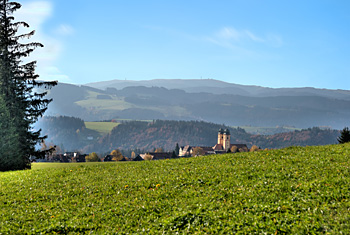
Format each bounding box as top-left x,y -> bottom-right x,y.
175,143 -> 180,156
337,127 -> 350,144
0,0 -> 57,171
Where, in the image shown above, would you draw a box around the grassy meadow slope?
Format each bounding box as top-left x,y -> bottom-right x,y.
85,122 -> 120,135
1,144 -> 349,233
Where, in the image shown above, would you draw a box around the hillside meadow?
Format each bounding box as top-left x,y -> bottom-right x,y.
1,144 -> 349,234
84,122 -> 120,135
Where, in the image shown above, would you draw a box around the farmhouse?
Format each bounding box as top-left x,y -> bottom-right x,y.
103,155 -> 113,162
179,128 -> 247,157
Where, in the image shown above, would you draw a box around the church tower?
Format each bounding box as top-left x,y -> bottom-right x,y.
217,128 -> 224,145
223,129 -> 231,151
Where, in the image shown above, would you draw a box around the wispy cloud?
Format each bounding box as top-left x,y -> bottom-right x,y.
14,1 -> 73,82
217,27 -> 264,42
207,27 -> 283,53
15,1 -> 52,28
54,24 -> 75,36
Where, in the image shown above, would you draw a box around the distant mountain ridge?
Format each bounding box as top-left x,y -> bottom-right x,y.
44,79 -> 350,129
86,79 -> 350,100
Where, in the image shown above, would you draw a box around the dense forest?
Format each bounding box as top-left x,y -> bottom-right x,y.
36,116 -> 99,152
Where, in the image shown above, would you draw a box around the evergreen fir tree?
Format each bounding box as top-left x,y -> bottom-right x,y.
171,151 -> 177,158
0,95 -> 21,170
0,0 -> 57,171
337,127 -> 350,144
175,143 -> 179,156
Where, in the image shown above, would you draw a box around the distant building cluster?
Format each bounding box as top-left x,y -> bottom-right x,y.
134,128 -> 248,161
179,129 -> 248,157
31,152 -> 88,163
32,128 -> 248,162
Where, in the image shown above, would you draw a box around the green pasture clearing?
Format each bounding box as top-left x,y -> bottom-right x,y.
75,91 -> 191,118
75,91 -> 135,111
75,98 -> 135,111
85,122 -> 120,134
1,144 -> 350,234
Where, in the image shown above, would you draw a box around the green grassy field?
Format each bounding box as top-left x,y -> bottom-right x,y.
85,122 -> 120,135
1,144 -> 350,234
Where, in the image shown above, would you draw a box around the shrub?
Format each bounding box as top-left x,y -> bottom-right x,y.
250,145 -> 260,152
85,152 -> 100,162
230,146 -> 238,153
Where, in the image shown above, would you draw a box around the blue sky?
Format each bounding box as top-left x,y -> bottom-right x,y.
16,0 -> 350,89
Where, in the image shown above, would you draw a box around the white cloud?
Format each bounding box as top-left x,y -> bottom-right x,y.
218,27 -> 242,41
14,1 -> 72,82
244,30 -> 265,43
15,1 -> 52,28
40,66 -> 71,83
216,27 -> 264,43
55,24 -> 75,36
208,26 -> 283,51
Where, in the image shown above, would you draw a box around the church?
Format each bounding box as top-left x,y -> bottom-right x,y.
179,128 -> 248,157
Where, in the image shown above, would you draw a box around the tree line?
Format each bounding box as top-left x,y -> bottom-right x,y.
0,0 -> 56,171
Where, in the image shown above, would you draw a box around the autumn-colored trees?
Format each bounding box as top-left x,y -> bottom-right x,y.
192,147 -> 205,156
85,152 -> 101,162
111,149 -> 124,161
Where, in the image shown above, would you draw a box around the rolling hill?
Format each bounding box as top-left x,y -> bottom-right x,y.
2,144 -> 349,233
44,79 -> 350,129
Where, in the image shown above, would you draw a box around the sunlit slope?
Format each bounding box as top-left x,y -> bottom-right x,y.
85,122 -> 120,135
75,91 -> 135,111
74,90 -> 191,120
1,144 -> 349,233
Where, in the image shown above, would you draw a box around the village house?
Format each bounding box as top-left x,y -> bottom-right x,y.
103,155 -> 113,162
68,152 -> 87,162
138,152 -> 174,160
132,155 -> 145,161
179,128 -> 247,157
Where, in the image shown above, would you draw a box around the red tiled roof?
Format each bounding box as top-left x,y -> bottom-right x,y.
213,144 -> 224,151
230,144 -> 248,149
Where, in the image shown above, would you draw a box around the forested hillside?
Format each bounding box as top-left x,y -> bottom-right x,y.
35,116 -> 100,151
36,117 -> 339,154
83,120 -> 339,153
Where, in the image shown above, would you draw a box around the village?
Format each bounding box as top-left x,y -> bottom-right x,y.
34,128 -> 256,163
